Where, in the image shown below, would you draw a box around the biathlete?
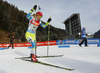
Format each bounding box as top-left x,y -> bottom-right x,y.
79,27 -> 88,47
25,5 -> 52,62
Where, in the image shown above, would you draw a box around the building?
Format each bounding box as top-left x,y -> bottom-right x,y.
63,13 -> 81,39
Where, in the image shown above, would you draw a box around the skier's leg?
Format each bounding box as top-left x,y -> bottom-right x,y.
27,37 -> 36,57
85,38 -> 88,46
25,32 -> 38,61
29,40 -> 38,61
31,41 -> 38,61
79,39 -> 85,46
12,42 -> 14,49
31,33 -> 38,61
7,44 -> 11,49
27,37 -> 36,53
30,32 -> 37,55
25,32 -> 35,55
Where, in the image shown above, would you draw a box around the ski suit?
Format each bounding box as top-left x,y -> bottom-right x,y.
25,8 -> 49,54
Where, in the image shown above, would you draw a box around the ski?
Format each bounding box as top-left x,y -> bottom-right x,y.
15,54 -> 63,59
21,58 -> 75,71
37,54 -> 63,58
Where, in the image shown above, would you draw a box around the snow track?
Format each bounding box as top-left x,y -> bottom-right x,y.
0,45 -> 100,73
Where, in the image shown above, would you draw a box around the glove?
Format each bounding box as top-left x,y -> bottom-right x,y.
47,18 -> 52,23
33,5 -> 37,10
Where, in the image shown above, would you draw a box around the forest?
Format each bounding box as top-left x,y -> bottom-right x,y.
0,0 -> 66,43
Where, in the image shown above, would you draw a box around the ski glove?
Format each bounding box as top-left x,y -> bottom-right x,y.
47,18 -> 52,23
33,5 -> 37,10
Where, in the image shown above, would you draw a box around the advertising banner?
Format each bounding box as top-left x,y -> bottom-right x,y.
57,39 -> 100,45
0,41 -> 57,47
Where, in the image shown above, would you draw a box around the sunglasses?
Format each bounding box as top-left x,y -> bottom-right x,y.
38,15 -> 42,18
36,14 -> 42,18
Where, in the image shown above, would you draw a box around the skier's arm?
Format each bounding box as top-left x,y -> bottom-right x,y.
40,22 -> 49,28
26,5 -> 37,20
40,18 -> 52,28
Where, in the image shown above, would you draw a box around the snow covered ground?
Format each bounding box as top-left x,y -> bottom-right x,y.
0,45 -> 100,73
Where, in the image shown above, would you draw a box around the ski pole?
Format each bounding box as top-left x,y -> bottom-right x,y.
34,2 -> 38,56
38,5 -> 41,12
47,16 -> 51,56
35,3 -> 41,56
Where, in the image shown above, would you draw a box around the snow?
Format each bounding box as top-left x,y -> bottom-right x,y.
0,45 -> 100,73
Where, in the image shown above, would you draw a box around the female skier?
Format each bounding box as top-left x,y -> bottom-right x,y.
25,5 -> 51,62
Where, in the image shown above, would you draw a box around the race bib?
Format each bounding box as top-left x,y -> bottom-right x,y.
28,24 -> 38,31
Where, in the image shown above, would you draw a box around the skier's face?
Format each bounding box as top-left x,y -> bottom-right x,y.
36,15 -> 42,20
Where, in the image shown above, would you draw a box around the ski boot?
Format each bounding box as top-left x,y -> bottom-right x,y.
30,54 -> 37,58
31,54 -> 38,62
79,44 -> 82,47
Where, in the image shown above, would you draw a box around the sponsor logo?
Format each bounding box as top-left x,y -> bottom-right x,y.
0,45 -> 2,47
88,39 -> 100,44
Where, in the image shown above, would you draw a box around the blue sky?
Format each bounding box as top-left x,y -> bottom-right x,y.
4,0 -> 100,34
